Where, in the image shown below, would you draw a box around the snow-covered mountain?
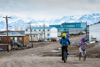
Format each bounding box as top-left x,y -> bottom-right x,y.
0,13 -> 100,29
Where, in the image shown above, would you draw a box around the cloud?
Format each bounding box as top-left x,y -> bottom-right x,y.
0,0 -> 100,19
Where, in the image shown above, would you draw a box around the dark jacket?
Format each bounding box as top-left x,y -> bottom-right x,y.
60,37 -> 70,46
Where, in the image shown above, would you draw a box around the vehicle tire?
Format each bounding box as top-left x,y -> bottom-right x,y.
79,52 -> 81,60
64,51 -> 67,63
83,54 -> 86,61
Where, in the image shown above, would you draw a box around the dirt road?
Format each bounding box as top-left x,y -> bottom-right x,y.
0,35 -> 100,67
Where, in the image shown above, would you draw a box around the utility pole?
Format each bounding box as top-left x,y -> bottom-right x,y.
3,16 -> 10,52
43,23 -> 45,41
80,21 -> 82,35
76,24 -> 77,35
28,22 -> 33,47
86,21 -> 87,36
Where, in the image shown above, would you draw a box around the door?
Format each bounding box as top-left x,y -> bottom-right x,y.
15,37 -> 17,42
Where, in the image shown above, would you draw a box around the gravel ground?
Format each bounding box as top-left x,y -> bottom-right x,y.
0,35 -> 100,67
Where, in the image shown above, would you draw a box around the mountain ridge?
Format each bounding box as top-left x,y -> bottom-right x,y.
0,13 -> 100,29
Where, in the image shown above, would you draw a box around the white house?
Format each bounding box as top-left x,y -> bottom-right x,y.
25,27 -> 58,41
89,22 -> 100,41
15,26 -> 25,31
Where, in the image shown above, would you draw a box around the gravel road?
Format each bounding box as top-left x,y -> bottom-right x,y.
0,35 -> 100,67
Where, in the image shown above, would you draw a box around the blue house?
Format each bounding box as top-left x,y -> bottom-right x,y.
49,22 -> 86,35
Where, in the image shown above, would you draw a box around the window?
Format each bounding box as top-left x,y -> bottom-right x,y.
10,37 -> 13,40
15,37 -> 17,41
0,37 -> 2,41
64,29 -> 66,31
58,29 -> 59,31
66,25 -> 70,27
64,29 -> 69,31
61,25 -> 63,27
39,29 -> 41,31
76,24 -> 81,28
47,34 -> 50,36
26,29 -> 28,31
34,29 -> 36,31
70,25 -> 75,28
19,37 -> 22,40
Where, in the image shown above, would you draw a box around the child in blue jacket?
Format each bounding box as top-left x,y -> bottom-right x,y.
60,33 -> 70,60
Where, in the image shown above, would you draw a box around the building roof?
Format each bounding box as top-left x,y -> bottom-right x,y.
49,24 -> 61,26
89,22 -> 100,26
0,31 -> 25,36
61,22 -> 86,25
58,27 -> 84,29
0,44 -> 7,45
25,33 -> 44,35
62,23 -> 80,25
0,35 -> 25,36
26,27 -> 52,29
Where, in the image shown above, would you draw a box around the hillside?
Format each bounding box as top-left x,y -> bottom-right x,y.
0,13 -> 100,29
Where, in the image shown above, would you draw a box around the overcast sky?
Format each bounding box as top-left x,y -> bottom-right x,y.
0,0 -> 100,20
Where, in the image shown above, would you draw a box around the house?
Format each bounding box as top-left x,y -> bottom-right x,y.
25,27 -> 58,41
49,22 -> 86,36
15,26 -> 25,31
0,31 -> 29,50
89,22 -> 100,41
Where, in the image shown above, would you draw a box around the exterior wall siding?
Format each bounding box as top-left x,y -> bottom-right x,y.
25,27 -> 58,41
24,35 -> 29,45
0,36 -> 24,45
0,45 -> 7,50
89,23 -> 100,41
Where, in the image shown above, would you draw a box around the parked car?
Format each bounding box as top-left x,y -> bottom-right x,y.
51,38 -> 57,41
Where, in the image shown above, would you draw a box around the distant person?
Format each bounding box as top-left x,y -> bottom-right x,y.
79,38 -> 87,60
60,33 -> 70,60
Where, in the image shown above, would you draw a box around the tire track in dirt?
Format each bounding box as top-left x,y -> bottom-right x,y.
1,35 -> 100,67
